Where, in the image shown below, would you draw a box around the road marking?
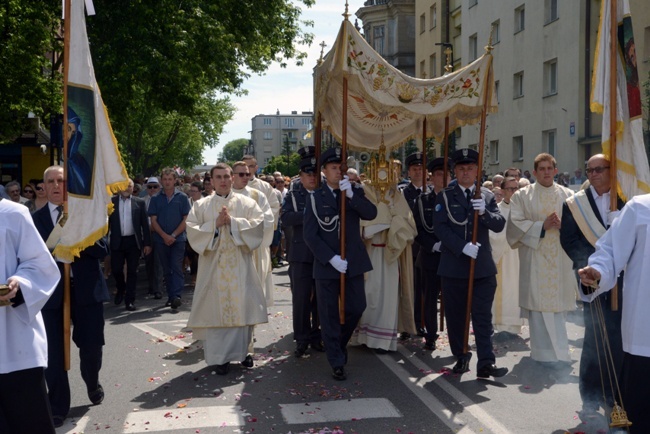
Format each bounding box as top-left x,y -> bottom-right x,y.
395,346 -> 513,434
131,320 -> 190,349
375,352 -> 476,433
121,406 -> 245,433
57,416 -> 90,433
280,397 -> 401,424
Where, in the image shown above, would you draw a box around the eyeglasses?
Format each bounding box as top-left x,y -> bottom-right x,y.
24,189 -> 34,194
35,186 -> 44,191
585,166 -> 610,175
147,185 -> 159,189
235,173 -> 250,178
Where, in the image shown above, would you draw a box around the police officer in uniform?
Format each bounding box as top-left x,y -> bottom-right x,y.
281,146 -> 325,358
400,152 -> 430,338
304,147 -> 377,381
412,157 -> 451,350
433,149 -> 508,378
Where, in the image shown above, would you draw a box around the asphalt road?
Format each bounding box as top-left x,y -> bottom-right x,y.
55,262 -> 617,434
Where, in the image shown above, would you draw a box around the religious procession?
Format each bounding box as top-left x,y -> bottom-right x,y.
3,0 -> 650,433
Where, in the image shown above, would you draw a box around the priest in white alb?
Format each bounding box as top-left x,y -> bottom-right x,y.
186,163 -> 267,375
231,161 -> 276,307
489,176 -> 524,336
351,153 -> 417,352
506,153 -> 577,363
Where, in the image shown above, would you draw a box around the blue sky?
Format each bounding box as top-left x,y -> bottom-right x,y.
201,0 -> 366,164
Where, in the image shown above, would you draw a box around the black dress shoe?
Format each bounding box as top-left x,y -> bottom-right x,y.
310,341 -> 325,352
417,327 -> 427,337
452,357 -> 471,374
171,297 -> 182,309
295,343 -> 309,358
241,355 -> 254,368
332,366 -> 346,381
114,293 -> 124,305
476,364 -> 508,379
215,362 -> 230,375
125,303 -> 136,311
424,339 -> 436,351
399,332 -> 411,341
52,416 -> 65,428
88,384 -> 104,405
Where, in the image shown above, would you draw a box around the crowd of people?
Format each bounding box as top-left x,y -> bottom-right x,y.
1,147 -> 647,431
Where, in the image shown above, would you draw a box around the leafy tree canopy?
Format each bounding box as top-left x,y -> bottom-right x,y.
0,1 -> 62,141
264,153 -> 301,177
219,138 -> 249,164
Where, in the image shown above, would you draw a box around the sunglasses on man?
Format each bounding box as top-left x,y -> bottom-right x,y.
147,185 -> 160,189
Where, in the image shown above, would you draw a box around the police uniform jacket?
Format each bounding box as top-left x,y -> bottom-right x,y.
304,184 -> 377,279
281,185 -> 313,264
412,191 -> 441,258
433,185 -> 504,279
400,182 -> 429,208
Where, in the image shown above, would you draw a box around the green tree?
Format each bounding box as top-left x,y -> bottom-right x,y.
264,153 -> 301,177
219,138 -> 249,164
0,1 -> 62,141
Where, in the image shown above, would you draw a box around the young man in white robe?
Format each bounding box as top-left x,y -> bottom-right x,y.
489,176 -> 524,336
506,153 -> 577,363
0,198 -> 60,433
231,161 -> 276,307
186,163 -> 267,375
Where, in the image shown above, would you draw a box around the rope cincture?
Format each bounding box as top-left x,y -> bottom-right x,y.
309,193 -> 340,235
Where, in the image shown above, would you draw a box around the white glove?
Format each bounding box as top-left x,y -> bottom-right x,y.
607,210 -> 621,226
471,198 -> 486,215
329,254 -> 348,273
432,241 -> 442,252
462,242 -> 481,259
339,175 -> 354,199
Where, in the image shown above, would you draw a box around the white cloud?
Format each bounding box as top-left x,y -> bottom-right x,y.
202,0 -> 366,164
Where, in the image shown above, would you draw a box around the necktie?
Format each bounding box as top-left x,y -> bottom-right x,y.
465,188 -> 472,204
56,205 -> 63,224
334,188 -> 341,202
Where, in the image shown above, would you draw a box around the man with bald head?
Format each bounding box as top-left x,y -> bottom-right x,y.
560,154 -> 624,418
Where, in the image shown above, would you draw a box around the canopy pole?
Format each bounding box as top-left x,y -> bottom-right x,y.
62,0 -> 72,372
609,0 -> 619,311
315,113 -> 322,189
419,119 -> 428,331
440,116 -> 450,332
463,56 -> 492,354
339,77 -> 349,325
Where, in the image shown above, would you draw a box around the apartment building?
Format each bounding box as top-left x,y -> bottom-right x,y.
249,111 -> 314,168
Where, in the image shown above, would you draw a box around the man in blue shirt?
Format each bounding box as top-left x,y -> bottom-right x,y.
148,168 -> 191,309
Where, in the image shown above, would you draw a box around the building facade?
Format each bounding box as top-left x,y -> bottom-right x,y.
357,0 -> 417,77
249,111 -> 314,169
452,0 -> 649,176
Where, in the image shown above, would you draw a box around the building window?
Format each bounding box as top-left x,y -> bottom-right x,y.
515,5 -> 525,33
513,71 -> 524,98
420,13 -> 426,34
284,118 -> 295,127
263,132 -> 272,140
420,60 -> 426,78
490,140 -> 499,164
373,26 -> 385,56
495,80 -> 500,103
263,118 -> 272,126
492,20 -> 500,44
545,0 -> 558,24
469,34 -> 478,62
430,53 -> 437,78
543,129 -> 556,156
544,59 -> 558,96
513,136 -> 524,161
302,118 -> 311,126
430,4 -> 437,29
645,26 -> 650,61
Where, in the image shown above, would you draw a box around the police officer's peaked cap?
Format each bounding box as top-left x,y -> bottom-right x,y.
428,157 -> 452,173
300,156 -> 317,174
297,146 -> 316,159
405,152 -> 424,167
451,148 -> 479,165
320,147 -> 342,166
